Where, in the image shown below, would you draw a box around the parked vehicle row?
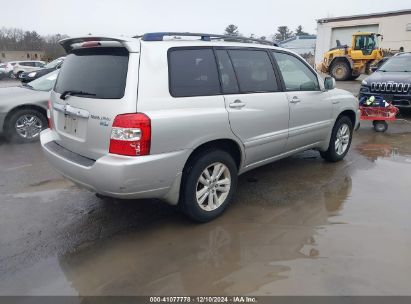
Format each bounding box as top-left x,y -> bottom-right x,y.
40,33 -> 360,222
12,61 -> 46,79
0,58 -> 64,81
20,57 -> 65,83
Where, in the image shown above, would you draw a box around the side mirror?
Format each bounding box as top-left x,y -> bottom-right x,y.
324,76 -> 336,90
370,66 -> 378,72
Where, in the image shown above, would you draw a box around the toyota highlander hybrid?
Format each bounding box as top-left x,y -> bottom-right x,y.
40,33 -> 360,222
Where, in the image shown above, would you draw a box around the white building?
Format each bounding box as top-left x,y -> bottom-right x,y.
315,9 -> 411,65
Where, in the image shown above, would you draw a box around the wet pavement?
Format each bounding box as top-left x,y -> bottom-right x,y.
1,81 -> 411,296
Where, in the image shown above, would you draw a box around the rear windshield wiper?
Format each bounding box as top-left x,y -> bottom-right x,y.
60,90 -> 96,100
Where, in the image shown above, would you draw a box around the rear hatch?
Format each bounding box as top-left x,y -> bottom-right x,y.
50,38 -> 140,160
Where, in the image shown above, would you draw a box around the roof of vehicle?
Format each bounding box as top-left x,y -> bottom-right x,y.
59,33 -> 284,53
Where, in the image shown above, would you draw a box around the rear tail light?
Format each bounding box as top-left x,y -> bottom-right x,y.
47,100 -> 53,129
109,113 -> 151,156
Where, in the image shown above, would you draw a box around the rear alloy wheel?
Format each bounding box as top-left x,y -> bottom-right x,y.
5,109 -> 47,143
330,61 -> 351,81
179,149 -> 238,222
320,116 -> 353,162
195,162 -> 232,212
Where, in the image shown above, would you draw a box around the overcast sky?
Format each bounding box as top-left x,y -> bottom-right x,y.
1,0 -> 410,38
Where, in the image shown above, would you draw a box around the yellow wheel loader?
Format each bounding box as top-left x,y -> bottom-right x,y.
319,32 -> 383,81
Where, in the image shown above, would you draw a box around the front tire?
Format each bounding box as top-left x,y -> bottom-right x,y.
5,109 -> 47,143
179,149 -> 238,222
330,61 -> 351,81
320,116 -> 353,162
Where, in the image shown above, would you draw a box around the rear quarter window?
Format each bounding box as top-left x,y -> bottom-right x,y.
54,47 -> 129,99
168,48 -> 221,97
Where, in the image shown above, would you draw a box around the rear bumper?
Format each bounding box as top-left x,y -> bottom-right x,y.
40,129 -> 189,204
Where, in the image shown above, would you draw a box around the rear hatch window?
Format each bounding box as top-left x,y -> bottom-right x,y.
54,47 -> 129,99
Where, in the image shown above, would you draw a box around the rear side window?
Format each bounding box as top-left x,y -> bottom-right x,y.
227,50 -> 278,93
55,47 -> 129,99
168,49 -> 220,97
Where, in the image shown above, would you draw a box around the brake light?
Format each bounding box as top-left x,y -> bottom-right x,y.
47,100 -> 53,129
109,113 -> 151,156
81,41 -> 101,48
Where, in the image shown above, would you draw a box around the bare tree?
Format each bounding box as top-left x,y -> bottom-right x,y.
224,24 -> 239,36
0,27 -> 68,60
295,25 -> 309,36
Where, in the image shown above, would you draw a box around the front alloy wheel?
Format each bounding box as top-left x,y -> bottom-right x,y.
335,123 -> 350,155
320,116 -> 353,162
15,114 -> 44,140
5,109 -> 47,143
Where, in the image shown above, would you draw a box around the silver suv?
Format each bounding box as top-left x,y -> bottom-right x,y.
41,33 -> 360,222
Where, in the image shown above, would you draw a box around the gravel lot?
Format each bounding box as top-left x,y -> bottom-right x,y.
0,78 -> 411,296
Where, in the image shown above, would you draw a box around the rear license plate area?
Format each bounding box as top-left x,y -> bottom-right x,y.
58,114 -> 87,139
64,115 -> 78,134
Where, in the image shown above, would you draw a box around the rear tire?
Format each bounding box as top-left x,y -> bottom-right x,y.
330,61 -> 351,81
179,149 -> 238,222
320,116 -> 353,162
4,109 -> 47,143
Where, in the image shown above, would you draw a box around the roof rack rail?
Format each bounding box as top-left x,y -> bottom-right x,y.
134,32 -> 279,47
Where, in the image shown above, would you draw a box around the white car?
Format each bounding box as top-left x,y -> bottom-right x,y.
0,64 -> 6,79
13,61 -> 46,79
2,61 -> 19,77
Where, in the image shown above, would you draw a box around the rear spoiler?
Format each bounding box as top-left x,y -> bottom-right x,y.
59,36 -> 140,53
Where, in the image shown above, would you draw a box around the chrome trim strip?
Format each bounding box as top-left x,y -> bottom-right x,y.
53,103 -> 90,119
370,82 -> 410,93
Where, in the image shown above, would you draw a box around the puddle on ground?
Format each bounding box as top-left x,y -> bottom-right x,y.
9,178 -> 75,201
1,129 -> 411,296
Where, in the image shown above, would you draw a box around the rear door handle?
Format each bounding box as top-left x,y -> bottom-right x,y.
229,100 -> 246,109
289,96 -> 301,104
